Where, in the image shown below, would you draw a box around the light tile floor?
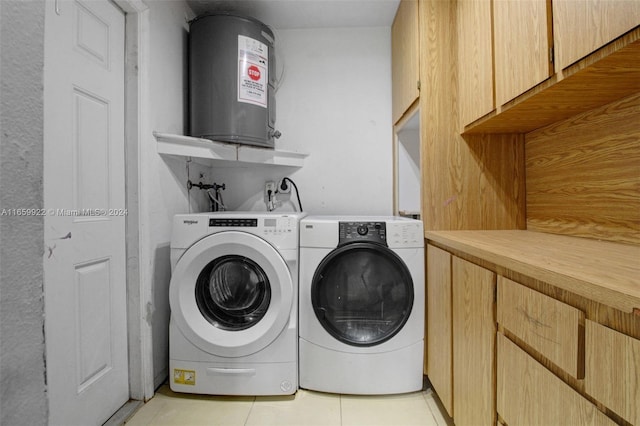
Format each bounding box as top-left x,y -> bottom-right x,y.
125,385 -> 452,426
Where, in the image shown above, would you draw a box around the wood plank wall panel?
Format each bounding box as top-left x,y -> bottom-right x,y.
526,92 -> 640,245
463,134 -> 526,230
420,0 -> 526,232
420,0 -> 458,230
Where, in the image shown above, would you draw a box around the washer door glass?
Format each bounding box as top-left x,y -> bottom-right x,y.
311,243 -> 414,346
196,255 -> 271,331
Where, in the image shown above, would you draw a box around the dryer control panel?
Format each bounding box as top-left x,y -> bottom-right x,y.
339,221 -> 387,246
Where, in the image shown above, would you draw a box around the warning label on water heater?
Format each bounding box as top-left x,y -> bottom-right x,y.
238,35 -> 268,108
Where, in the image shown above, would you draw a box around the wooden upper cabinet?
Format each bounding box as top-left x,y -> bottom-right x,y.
391,0 -> 420,124
457,0 -> 494,127
493,0 -> 553,106
553,0 -> 640,71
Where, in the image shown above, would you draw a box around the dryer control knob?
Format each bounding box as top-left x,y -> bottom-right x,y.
356,224 -> 368,236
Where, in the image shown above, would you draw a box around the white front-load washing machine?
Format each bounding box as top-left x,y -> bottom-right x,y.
169,212 -> 305,395
299,216 -> 424,394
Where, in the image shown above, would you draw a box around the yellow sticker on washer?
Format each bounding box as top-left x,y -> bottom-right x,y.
174,369 -> 196,385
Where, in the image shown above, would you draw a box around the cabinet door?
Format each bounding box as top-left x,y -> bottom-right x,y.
426,245 -> 453,416
452,257 -> 496,426
493,0 -> 553,106
457,0 -> 494,126
498,333 -> 616,425
585,320 -> 640,425
553,0 -> 640,70
391,0 -> 420,124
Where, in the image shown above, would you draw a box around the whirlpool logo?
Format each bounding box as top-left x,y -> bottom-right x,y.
183,220 -> 199,225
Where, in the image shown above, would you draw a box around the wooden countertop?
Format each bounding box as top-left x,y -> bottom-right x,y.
425,230 -> 640,314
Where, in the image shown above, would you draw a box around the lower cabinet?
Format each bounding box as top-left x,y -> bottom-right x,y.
452,256 -> 496,426
427,242 -> 638,424
426,245 -> 495,425
426,245 -> 453,415
585,320 -> 640,425
497,333 -> 615,425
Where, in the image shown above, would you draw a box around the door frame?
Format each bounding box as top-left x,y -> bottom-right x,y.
112,0 -> 154,401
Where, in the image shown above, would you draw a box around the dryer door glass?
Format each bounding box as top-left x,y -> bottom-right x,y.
196,255 -> 271,331
311,243 -> 414,346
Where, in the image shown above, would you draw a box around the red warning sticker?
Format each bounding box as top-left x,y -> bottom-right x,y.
238,35 -> 268,108
247,65 -> 261,81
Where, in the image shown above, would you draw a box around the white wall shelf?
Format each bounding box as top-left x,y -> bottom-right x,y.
154,132 -> 308,168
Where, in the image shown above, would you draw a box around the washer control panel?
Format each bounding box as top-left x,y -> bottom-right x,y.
208,217 -> 297,234
339,221 -> 387,246
208,215 -> 299,235
261,216 -> 298,235
209,218 -> 258,227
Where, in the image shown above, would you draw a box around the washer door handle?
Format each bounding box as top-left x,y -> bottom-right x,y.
206,367 -> 256,377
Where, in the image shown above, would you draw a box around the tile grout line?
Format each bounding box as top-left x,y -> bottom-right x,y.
423,389 -> 450,426
139,398 -> 164,426
243,396 -> 257,426
421,391 -> 440,426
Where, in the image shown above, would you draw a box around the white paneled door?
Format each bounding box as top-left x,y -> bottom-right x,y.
43,1 -> 128,424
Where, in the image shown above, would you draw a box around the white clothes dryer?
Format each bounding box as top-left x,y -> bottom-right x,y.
169,212 -> 305,395
299,216 -> 424,395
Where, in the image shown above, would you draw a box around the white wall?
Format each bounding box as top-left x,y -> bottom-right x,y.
397,126 -> 421,214
0,1 -> 48,424
142,0 -> 210,388
215,26 -> 394,215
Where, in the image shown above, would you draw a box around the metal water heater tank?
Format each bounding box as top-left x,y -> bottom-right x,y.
189,13 -> 277,148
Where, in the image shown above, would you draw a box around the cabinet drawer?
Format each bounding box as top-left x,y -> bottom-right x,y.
497,276 -> 584,378
497,333 -> 615,426
585,320 -> 640,425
